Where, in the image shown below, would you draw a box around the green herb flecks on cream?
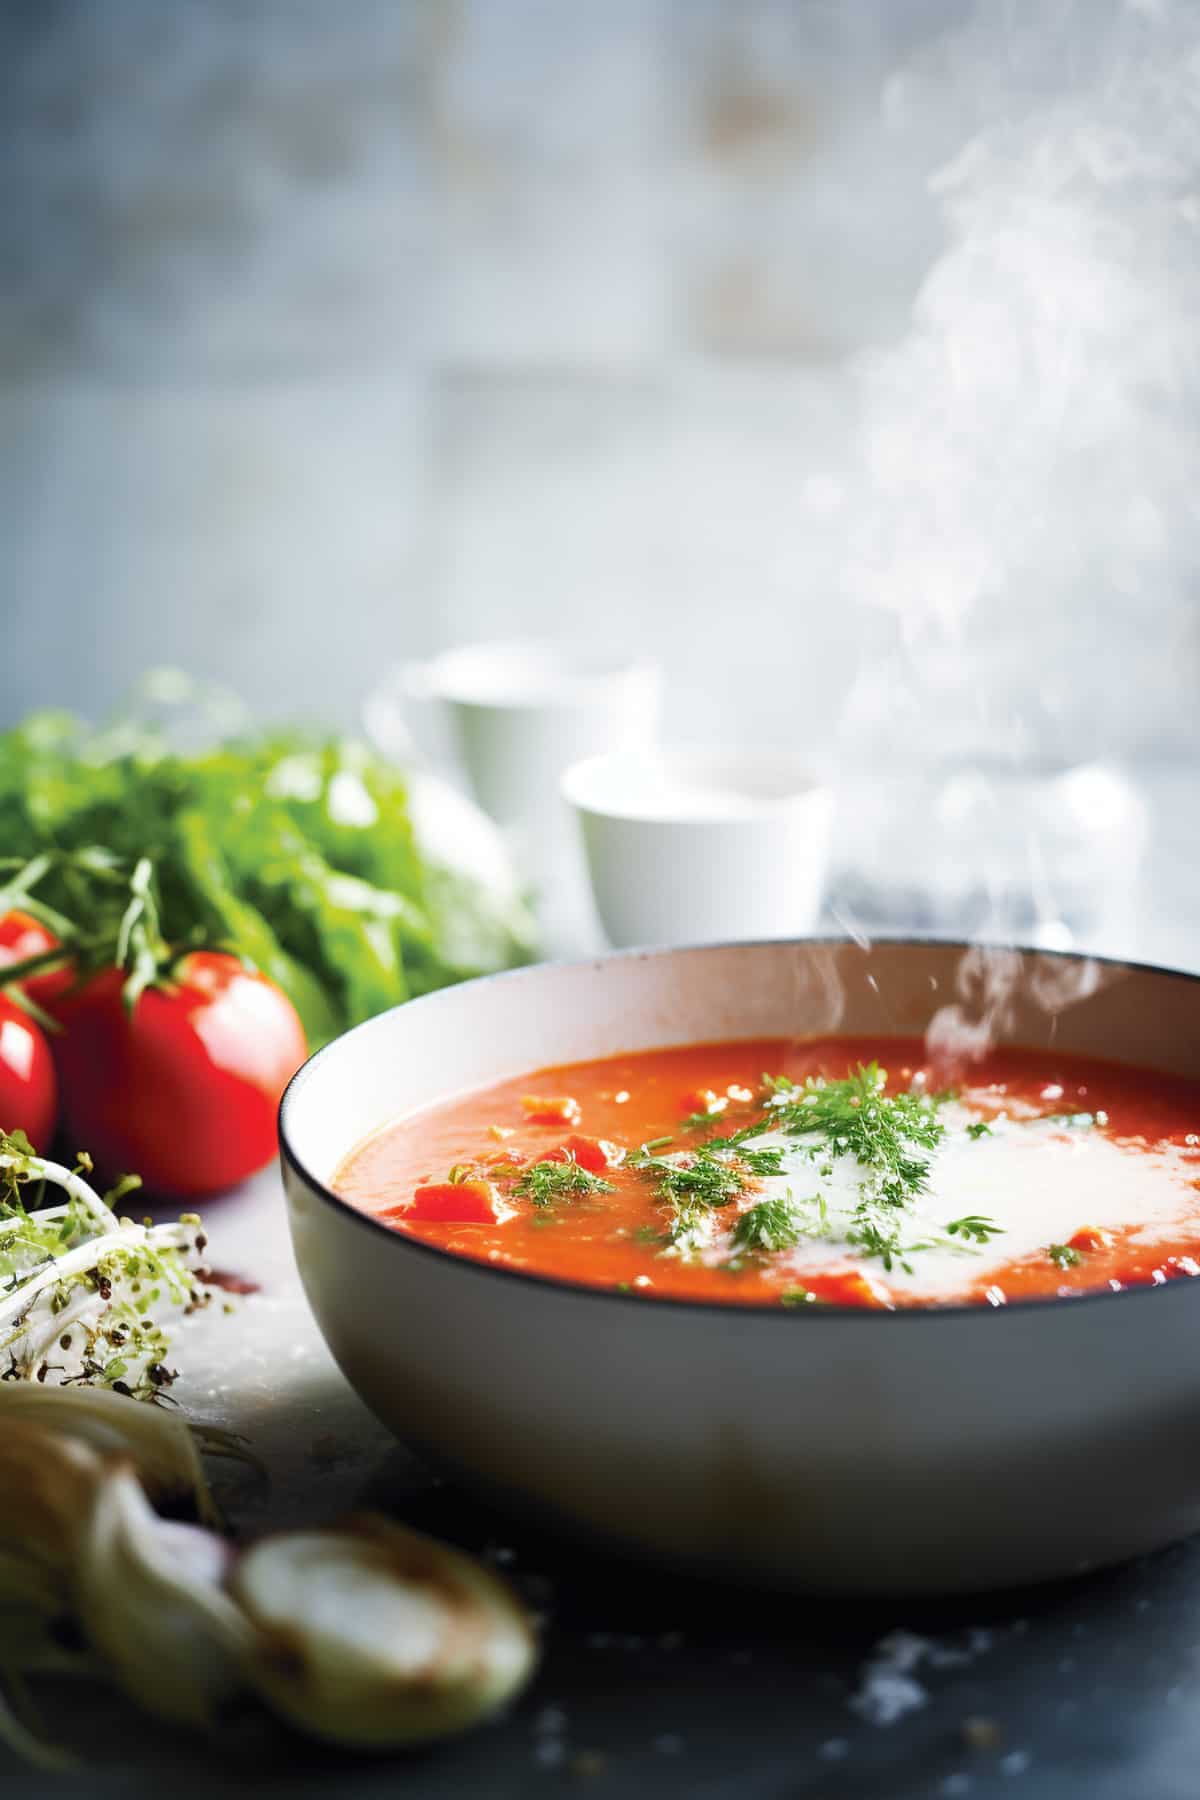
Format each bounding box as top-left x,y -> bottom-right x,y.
628,1064 -> 1007,1276
730,1196 -> 803,1254
626,1138 -> 788,1246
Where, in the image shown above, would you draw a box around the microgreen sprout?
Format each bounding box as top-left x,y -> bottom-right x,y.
0,1131 -> 209,1397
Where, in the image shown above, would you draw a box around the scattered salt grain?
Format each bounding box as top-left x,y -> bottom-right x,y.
849,1669 -> 928,1727
818,1737 -> 850,1762
1000,1750 -> 1031,1777
849,1628 -> 999,1728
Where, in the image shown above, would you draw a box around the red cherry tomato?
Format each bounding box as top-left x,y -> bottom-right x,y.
50,952 -> 307,1197
0,993 -> 58,1151
0,910 -> 74,1008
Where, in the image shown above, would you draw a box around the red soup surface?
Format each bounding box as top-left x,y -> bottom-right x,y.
334,1037 -> 1200,1310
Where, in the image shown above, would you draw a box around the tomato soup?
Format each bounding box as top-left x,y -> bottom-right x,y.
334,1038 -> 1200,1309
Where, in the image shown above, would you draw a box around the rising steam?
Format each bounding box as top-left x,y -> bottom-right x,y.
826,0 -> 1198,1054
844,0 -> 1200,755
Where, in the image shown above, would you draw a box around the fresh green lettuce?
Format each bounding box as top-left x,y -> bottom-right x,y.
0,683 -> 537,1047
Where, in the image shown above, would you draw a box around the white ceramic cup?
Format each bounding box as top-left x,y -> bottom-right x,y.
561,746 -> 834,948
366,641 -> 660,840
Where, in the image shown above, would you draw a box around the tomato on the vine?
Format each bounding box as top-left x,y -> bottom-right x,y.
50,951 -> 307,1198
0,993 -> 57,1151
0,909 -> 74,1009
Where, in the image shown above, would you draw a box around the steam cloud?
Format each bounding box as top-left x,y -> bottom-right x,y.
825,0 -> 1198,1053
844,0 -> 1200,758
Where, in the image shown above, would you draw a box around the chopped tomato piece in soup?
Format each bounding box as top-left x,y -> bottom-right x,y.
397,1178 -> 500,1224
521,1095 -> 581,1126
549,1134 -> 625,1173
679,1088 -> 726,1118
337,1038 -> 1200,1311
1069,1225 -> 1114,1252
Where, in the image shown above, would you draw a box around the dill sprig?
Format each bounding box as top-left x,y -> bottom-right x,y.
731,1196 -> 802,1254
626,1139 -> 777,1246
627,1144 -> 745,1209
512,1159 -> 614,1208
764,1065 -> 946,1271
765,1064 -> 944,1193
630,1065 -> 958,1272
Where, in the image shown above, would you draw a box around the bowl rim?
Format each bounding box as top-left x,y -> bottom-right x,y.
278,935 -> 1200,1327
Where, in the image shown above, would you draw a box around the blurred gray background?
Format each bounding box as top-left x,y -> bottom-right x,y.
1,0 -> 961,746
2,0 -> 1197,955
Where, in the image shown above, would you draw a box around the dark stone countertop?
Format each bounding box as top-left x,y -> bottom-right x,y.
11,1169 -> 1200,1800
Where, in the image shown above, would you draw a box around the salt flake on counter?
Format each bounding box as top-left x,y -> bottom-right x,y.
849,1627 -> 999,1728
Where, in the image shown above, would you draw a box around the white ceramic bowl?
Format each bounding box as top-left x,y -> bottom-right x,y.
560,747 -> 833,947
279,939 -> 1200,1596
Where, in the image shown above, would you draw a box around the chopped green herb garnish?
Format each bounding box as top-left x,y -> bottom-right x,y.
632,1223 -> 667,1245
945,1214 -> 1004,1244
1047,1242 -> 1083,1269
965,1121 -> 993,1141
512,1159 -> 614,1208
1045,1113 -> 1095,1130
764,1064 -> 947,1270
731,1197 -> 802,1254
627,1145 -> 748,1210
629,1064 -> 953,1271
681,1111 -> 719,1132
780,1286 -> 824,1308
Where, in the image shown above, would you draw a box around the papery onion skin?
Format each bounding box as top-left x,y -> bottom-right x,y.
74,1465 -> 252,1727
0,1422 -> 103,1573
0,1386 -> 220,1525
231,1514 -> 539,1746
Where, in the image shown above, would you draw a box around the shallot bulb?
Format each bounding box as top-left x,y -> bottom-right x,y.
232,1514 -> 539,1745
